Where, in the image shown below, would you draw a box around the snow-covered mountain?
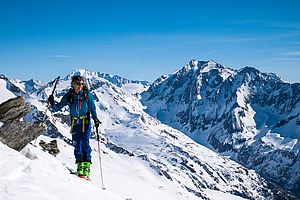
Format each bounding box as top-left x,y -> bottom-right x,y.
65,68 -> 150,94
0,74 -> 24,102
5,68 -> 149,98
98,72 -> 150,88
11,78 -> 47,94
0,69 -> 297,200
141,59 -> 300,196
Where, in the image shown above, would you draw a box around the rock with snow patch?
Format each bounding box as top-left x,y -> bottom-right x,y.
0,96 -> 46,151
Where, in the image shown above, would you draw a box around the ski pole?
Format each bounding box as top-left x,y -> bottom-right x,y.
50,76 -> 60,97
45,75 -> 60,115
96,126 -> 105,189
86,78 -> 105,188
34,76 -> 60,146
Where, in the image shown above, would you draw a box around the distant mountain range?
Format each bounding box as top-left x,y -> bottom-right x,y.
141,59 -> 300,196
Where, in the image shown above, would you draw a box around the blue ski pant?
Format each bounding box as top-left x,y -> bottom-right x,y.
71,122 -> 92,163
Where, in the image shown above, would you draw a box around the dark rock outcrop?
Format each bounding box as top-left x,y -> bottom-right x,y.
0,96 -> 46,151
39,140 -> 60,156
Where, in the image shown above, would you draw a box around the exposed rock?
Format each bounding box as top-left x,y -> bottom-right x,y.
0,96 -> 31,123
0,96 -> 46,151
39,140 -> 60,156
106,142 -> 134,157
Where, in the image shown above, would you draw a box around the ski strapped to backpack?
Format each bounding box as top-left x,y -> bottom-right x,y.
67,85 -> 92,133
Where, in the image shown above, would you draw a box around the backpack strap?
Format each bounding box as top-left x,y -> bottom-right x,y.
83,86 -> 89,103
82,86 -> 91,118
67,88 -> 74,105
67,86 -> 91,117
67,87 -> 89,105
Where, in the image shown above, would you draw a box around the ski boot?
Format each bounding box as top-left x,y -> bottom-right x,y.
76,162 -> 85,176
83,161 -> 91,179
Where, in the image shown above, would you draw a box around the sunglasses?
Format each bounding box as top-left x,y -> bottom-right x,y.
75,82 -> 84,86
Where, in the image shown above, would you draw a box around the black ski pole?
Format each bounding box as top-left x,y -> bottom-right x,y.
43,75 -> 60,122
96,126 -> 105,189
34,76 -> 60,146
52,76 -> 61,93
48,76 -> 60,106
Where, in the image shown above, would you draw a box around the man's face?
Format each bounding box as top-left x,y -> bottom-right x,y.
73,80 -> 84,91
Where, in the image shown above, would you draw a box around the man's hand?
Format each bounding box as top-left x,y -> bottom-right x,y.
48,95 -> 54,105
94,118 -> 102,128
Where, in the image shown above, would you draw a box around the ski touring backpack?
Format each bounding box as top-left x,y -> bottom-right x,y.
67,85 -> 89,107
67,86 -> 93,132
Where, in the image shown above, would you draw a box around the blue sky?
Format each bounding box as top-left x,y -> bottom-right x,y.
0,0 -> 300,83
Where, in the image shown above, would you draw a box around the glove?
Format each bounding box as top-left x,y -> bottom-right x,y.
94,118 -> 101,128
48,95 -> 55,105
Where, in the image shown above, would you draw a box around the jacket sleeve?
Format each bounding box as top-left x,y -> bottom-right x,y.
88,92 -> 98,120
50,93 -> 69,112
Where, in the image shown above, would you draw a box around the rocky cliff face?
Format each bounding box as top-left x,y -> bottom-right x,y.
0,96 -> 46,151
141,59 -> 300,195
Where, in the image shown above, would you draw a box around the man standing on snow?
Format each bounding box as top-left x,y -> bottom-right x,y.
48,75 -> 101,179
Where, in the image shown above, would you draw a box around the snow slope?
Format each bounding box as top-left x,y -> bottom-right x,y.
0,141 -> 123,200
121,83 -> 149,94
0,138 -> 251,200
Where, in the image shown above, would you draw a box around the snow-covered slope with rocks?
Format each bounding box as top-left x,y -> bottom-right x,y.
11,78 -> 47,94
141,59 -> 300,196
0,74 -> 24,103
1,69 -> 297,199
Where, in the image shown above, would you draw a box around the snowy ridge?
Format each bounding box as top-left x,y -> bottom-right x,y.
63,68 -> 150,94
0,74 -> 25,103
97,72 -> 150,88
141,59 -> 300,196
11,78 -> 47,94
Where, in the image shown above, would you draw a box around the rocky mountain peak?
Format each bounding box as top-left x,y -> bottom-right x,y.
141,59 -> 300,196
64,68 -> 98,81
